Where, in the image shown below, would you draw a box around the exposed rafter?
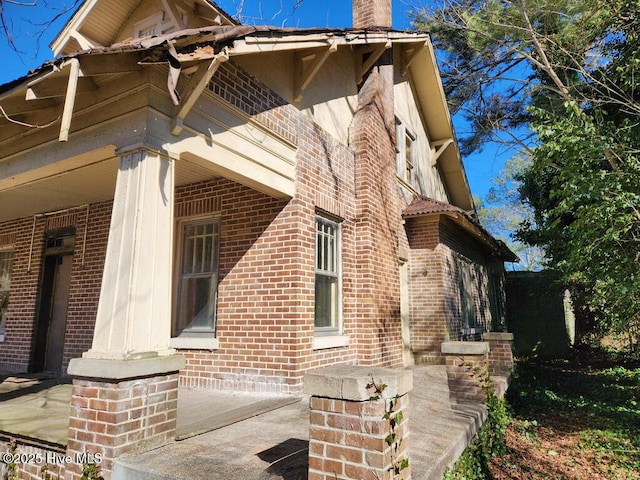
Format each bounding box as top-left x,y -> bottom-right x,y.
26,76 -> 97,100
355,41 -> 391,84
79,52 -> 143,76
171,47 -> 230,135
293,41 -> 337,103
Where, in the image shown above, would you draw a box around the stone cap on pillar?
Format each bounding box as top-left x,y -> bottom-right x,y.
304,365 -> 413,401
441,341 -> 490,355
68,354 -> 185,380
482,332 -> 515,342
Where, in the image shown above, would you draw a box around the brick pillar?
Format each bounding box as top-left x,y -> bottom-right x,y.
482,332 -> 514,376
482,332 -> 514,398
65,357 -> 184,479
441,342 -> 490,404
304,366 -> 412,480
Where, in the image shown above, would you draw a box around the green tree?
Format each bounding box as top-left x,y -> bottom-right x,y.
414,0 -> 640,351
475,155 -> 545,271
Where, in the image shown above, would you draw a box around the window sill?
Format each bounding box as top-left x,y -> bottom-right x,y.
170,335 -> 218,350
312,334 -> 349,350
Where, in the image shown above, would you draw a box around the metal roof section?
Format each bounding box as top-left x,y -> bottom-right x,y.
403,196 -> 519,262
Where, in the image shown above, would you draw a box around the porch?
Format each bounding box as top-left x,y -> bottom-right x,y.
0,366 -> 487,480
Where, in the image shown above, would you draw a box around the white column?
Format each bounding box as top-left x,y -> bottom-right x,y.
85,147 -> 175,360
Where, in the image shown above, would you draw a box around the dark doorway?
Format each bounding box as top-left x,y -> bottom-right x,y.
32,230 -> 75,374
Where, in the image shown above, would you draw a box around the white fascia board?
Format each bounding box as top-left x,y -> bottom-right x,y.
50,0 -> 99,55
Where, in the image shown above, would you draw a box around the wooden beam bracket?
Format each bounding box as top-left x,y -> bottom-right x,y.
293,41 -> 337,103
59,58 -> 80,142
171,47 -> 229,136
401,41 -> 427,77
355,41 -> 391,84
432,138 -> 454,165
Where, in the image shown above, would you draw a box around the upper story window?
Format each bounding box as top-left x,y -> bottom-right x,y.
134,13 -> 164,38
174,218 -> 220,337
315,215 -> 341,333
395,116 -> 416,186
0,249 -> 14,341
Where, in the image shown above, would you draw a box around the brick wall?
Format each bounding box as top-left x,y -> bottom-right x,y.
0,441 -> 69,480
406,217 -> 505,364
0,217 -> 40,372
0,204 -> 110,374
1,55 -> 413,390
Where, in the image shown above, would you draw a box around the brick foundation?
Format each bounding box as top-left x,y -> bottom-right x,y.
305,366 -> 412,480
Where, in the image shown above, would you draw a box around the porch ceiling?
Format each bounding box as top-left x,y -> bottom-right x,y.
0,154 -> 219,223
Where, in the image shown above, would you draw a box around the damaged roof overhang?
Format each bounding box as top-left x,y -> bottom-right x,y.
0,25 -> 430,95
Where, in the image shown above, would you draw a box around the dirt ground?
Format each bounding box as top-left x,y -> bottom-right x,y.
488,354 -> 640,480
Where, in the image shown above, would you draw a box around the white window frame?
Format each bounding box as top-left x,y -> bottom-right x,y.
395,116 -> 416,186
170,217 -> 220,350
314,214 -> 343,336
134,12 -> 164,38
0,248 -> 14,343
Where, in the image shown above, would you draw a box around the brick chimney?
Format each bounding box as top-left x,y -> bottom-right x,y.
353,0 -> 392,29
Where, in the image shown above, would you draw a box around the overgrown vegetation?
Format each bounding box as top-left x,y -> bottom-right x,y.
366,377 -> 410,477
414,0 -> 640,353
444,348 -> 640,479
444,364 -> 511,479
492,348 -> 640,479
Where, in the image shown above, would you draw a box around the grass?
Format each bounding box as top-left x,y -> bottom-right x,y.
489,348 -> 640,480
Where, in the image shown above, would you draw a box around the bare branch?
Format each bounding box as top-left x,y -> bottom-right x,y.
0,104 -> 59,128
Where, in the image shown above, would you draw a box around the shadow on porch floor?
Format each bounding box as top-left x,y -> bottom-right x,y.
0,373 -> 300,450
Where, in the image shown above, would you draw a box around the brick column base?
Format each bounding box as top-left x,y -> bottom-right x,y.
441,342 -> 490,404
66,355 -> 184,480
304,366 -> 412,480
482,332 -> 515,398
482,332 -> 514,376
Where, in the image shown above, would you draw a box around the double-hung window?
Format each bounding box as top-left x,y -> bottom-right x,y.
0,249 -> 13,342
395,117 -> 416,186
174,219 -> 220,337
315,215 -> 341,332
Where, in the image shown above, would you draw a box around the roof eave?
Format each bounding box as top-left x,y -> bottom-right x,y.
404,210 -> 519,262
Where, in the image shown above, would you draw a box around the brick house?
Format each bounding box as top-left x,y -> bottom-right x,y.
0,0 -> 515,475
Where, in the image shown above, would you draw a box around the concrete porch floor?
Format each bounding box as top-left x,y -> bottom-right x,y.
0,366 -> 488,480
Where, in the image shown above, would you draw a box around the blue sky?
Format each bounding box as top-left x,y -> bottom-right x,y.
0,0 -> 509,200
